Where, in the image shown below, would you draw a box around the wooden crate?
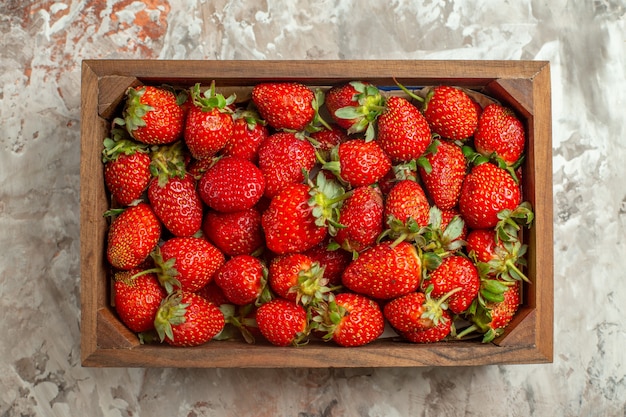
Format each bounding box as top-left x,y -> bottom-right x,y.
80,60 -> 553,367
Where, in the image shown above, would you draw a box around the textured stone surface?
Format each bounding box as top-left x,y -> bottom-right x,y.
1,0 -> 625,415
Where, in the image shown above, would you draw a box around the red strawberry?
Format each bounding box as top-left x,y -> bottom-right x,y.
325,81 -> 385,139
152,237 -> 225,293
102,128 -> 151,206
341,241 -> 422,300
154,291 -> 225,347
252,82 -> 324,131
268,253 -> 329,306
458,162 -> 521,230
465,229 -> 529,283
256,298 -> 309,346
113,268 -> 167,333
382,179 -> 430,244
302,241 -> 352,286
196,280 -> 230,306
422,85 -> 479,140
334,185 -> 384,253
261,174 -> 345,254
214,255 -> 270,306
202,208 -> 264,256
424,255 -> 480,315
316,293 -> 384,347
120,85 -> 185,145
309,124 -> 349,161
376,96 -> 431,162
222,109 -> 268,162
184,83 -> 235,160
148,172 -> 203,237
106,203 -> 161,270
198,156 -> 265,213
257,132 -> 316,198
323,139 -> 391,188
383,291 -> 431,334
418,139 -> 467,210
401,309 -> 452,343
474,103 -> 525,165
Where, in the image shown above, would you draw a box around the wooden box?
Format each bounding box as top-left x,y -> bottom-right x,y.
80,60 -> 553,367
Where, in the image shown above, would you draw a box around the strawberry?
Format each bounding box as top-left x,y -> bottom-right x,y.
423,255 -> 479,315
257,132 -> 316,198
422,85 -> 479,140
458,162 -> 521,230
119,85 -> 185,145
214,255 -> 270,306
222,109 -> 268,162
256,298 -> 309,346
418,139 -> 467,210
113,268 -> 167,333
309,124 -> 349,161
315,293 -> 384,347
334,185 -> 384,253
381,179 -> 430,244
303,241 -> 352,286
261,173 -> 345,254
106,203 -> 161,270
376,96 -> 431,162
383,291 -> 430,334
341,241 -> 422,300
151,237 -> 225,293
323,139 -> 391,188
154,291 -> 225,347
196,280 -> 230,306
325,81 -> 385,139
465,229 -> 529,283
474,103 -> 525,165
268,253 -> 330,306
198,156 -> 265,213
102,128 -> 151,206
184,82 -> 235,160
251,82 -> 325,131
401,309 -> 452,343
202,208 -> 264,256
417,206 -> 467,268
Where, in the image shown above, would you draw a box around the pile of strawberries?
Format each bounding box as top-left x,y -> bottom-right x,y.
102,79 -> 533,348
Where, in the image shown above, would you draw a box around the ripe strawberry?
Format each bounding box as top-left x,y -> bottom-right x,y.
184,82 -> 235,160
418,139 -> 467,210
256,298 -> 309,346
152,237 -> 225,293
382,179 -> 430,244
341,241 -> 422,300
198,156 -> 265,213
268,253 -> 329,306
383,291 -> 431,334
323,139 -> 391,188
214,255 -> 270,306
465,229 -> 529,283
202,208 -> 264,256
251,82 -> 324,131
309,124 -> 350,162
119,85 -> 185,145
106,203 -> 161,270
422,85 -> 479,140
458,162 -> 521,230
316,293 -> 384,347
474,103 -> 525,165
334,185 -> 384,253
257,132 -> 316,198
303,241 -> 352,286
222,109 -> 268,162
376,96 -> 431,162
113,268 -> 167,333
401,309 -> 452,343
325,81 -> 385,139
261,173 -> 345,254
102,128 -> 151,206
154,291 -> 225,347
424,255 -> 480,315
196,280 -> 230,306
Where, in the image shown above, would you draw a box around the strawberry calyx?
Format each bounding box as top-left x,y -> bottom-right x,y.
149,141 -> 188,187
419,284 -> 461,328
132,246 -> 182,294
154,291 -> 189,343
417,206 -> 466,261
495,201 -> 534,243
232,107 -> 267,130
288,261 -> 335,307
332,81 -> 386,140
190,81 -> 236,113
120,86 -> 154,133
218,303 -> 258,344
307,171 -> 349,236
378,215 -> 425,248
310,294 -> 345,342
102,126 -> 150,163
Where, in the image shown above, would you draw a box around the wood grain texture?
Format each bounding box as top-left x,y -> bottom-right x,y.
80,60 -> 553,368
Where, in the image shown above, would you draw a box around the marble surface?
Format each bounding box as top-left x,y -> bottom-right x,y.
1,0 -> 625,415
